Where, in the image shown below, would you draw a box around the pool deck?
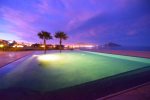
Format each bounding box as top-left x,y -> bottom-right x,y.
0,50 -> 150,100
83,49 -> 150,58
97,82 -> 150,100
0,51 -> 33,68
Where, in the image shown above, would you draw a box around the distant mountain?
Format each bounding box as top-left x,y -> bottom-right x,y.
104,42 -> 121,47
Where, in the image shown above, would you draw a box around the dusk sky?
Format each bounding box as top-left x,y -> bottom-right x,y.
0,0 -> 150,46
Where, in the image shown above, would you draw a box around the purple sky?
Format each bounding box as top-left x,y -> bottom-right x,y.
0,0 -> 150,46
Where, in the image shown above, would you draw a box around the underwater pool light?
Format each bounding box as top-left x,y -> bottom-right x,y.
37,54 -> 60,61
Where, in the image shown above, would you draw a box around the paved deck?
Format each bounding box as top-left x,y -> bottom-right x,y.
85,49 -> 150,58
0,51 -> 33,68
97,82 -> 150,100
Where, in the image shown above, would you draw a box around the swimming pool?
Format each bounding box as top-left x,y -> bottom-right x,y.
0,50 -> 150,92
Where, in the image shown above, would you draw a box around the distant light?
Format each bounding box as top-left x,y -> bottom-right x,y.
12,45 -> 16,48
8,40 -> 13,44
37,54 -> 60,61
17,45 -> 24,48
72,45 -> 95,48
0,44 -> 4,48
84,45 -> 94,48
12,45 -> 24,48
40,45 -> 45,48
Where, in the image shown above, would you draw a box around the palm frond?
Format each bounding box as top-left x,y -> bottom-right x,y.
37,31 -> 53,40
55,31 -> 68,40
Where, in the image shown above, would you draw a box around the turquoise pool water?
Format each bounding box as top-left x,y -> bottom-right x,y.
0,51 -> 150,92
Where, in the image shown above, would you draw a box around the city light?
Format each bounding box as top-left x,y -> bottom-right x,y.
40,45 -> 45,48
65,43 -> 97,49
12,45 -> 24,48
72,45 -> 95,48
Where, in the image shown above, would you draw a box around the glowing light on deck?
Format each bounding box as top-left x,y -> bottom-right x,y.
37,54 -> 60,61
0,44 -> 4,48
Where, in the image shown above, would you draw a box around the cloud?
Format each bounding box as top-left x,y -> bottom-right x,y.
0,6 -> 40,41
35,0 -> 100,30
35,0 -> 65,15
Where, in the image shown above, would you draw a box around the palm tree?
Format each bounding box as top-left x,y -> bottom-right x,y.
55,31 -> 68,53
38,31 -> 52,54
